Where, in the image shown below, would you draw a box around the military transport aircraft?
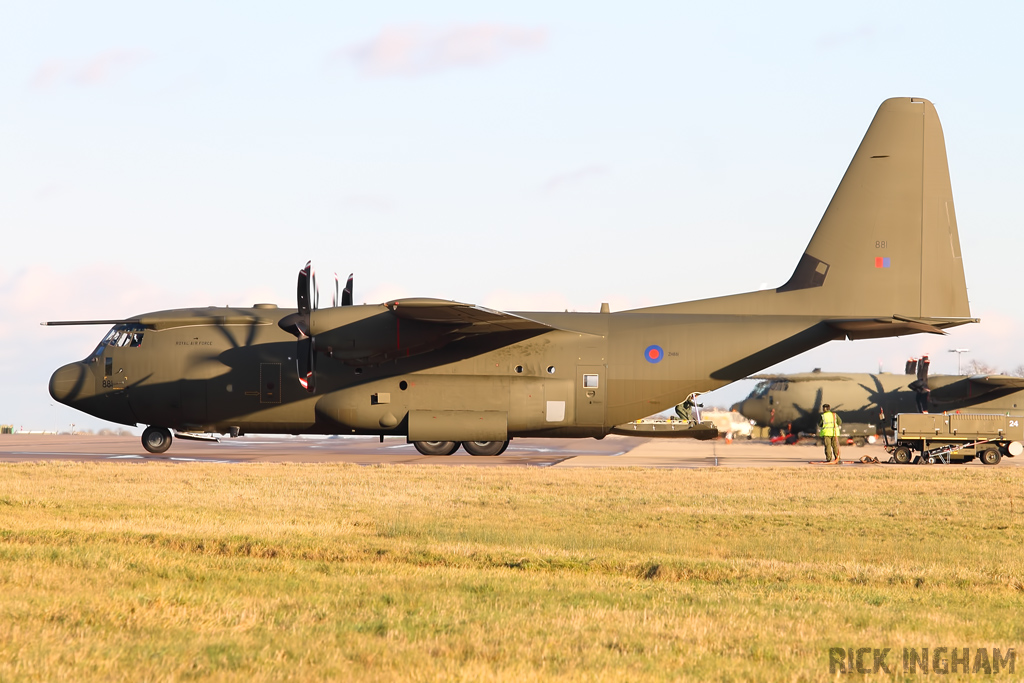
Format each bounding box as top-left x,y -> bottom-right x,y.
733,357 -> 1024,438
47,97 -> 976,455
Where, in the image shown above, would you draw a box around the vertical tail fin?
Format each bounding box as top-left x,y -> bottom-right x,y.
777,97 -> 970,319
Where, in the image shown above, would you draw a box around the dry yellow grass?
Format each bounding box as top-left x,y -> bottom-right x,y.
0,462 -> 1022,681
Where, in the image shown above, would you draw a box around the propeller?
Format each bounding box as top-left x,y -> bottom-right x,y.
278,263 -> 355,392
279,261 -> 318,393
330,272 -> 354,307
342,273 -> 353,306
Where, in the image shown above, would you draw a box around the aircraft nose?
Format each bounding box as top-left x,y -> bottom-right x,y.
49,362 -> 91,404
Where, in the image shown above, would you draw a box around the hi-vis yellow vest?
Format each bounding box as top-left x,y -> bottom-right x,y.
819,411 -> 839,437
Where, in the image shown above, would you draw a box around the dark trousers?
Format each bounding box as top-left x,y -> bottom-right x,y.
823,436 -> 840,461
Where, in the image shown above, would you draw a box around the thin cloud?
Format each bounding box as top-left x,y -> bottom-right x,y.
338,24 -> 546,77
817,24 -> 877,50
542,165 -> 607,195
29,50 -> 151,89
30,61 -> 66,89
340,194 -> 395,212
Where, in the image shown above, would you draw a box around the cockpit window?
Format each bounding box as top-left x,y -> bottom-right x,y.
95,324 -> 145,354
751,379 -> 789,398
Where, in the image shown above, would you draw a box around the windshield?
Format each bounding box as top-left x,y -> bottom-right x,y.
751,381 -> 771,398
94,324 -> 145,355
750,379 -> 789,399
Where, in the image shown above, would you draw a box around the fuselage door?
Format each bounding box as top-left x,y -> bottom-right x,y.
576,365 -> 605,425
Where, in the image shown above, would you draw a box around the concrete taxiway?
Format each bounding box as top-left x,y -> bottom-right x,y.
1,435 -> 1019,468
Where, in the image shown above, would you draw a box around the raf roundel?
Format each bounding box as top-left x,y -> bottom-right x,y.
644,345 -> 664,364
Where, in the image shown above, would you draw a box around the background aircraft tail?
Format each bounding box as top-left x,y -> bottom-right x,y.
655,97 -> 972,324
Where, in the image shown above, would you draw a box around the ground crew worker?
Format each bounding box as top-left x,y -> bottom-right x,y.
818,403 -> 842,463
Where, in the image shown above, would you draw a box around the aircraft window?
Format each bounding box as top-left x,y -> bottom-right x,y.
547,366 -> 556,374
752,381 -> 770,398
98,324 -> 145,350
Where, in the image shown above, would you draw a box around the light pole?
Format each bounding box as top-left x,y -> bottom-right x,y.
49,403 -> 56,434
949,348 -> 970,375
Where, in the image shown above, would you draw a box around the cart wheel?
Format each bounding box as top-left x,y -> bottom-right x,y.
980,448 -> 1002,466
893,446 -> 912,465
927,457 -> 936,464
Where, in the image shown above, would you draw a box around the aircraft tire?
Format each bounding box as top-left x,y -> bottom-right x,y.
413,441 -> 459,456
892,446 -> 913,465
142,426 -> 172,454
980,448 -> 1002,466
462,441 -> 507,456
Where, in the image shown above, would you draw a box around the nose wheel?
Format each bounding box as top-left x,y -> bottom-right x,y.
142,426 -> 173,454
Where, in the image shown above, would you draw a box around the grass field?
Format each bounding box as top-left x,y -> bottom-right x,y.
0,462 -> 1022,681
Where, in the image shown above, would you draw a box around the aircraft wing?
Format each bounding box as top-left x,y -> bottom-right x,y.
386,298 -> 593,335
967,375 -> 1024,389
748,373 -> 852,382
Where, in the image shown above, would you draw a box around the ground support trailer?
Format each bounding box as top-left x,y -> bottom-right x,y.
885,413 -> 1023,465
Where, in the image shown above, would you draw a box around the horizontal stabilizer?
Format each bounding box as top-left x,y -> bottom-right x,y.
827,315 -> 978,340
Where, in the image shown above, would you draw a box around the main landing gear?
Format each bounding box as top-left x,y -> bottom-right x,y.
412,441 -> 460,456
142,426 -> 172,454
412,440 -> 511,456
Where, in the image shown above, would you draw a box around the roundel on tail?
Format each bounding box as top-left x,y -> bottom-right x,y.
644,345 -> 663,363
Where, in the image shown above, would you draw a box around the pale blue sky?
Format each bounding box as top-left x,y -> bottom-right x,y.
2,1 -> 1022,431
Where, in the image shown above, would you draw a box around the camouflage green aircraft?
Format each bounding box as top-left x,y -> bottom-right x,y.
733,360 -> 1024,439
47,97 -> 976,455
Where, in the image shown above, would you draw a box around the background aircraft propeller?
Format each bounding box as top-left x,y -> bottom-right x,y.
908,354 -> 931,412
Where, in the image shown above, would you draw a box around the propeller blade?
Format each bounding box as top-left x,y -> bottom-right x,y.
296,261 -> 311,315
918,354 -> 930,388
297,337 -> 316,393
342,273 -> 353,306
311,265 -> 319,310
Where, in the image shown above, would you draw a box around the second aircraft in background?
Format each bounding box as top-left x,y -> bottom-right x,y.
732,355 -> 1024,438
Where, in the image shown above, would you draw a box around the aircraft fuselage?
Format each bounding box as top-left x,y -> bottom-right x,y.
49,304 -> 841,438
